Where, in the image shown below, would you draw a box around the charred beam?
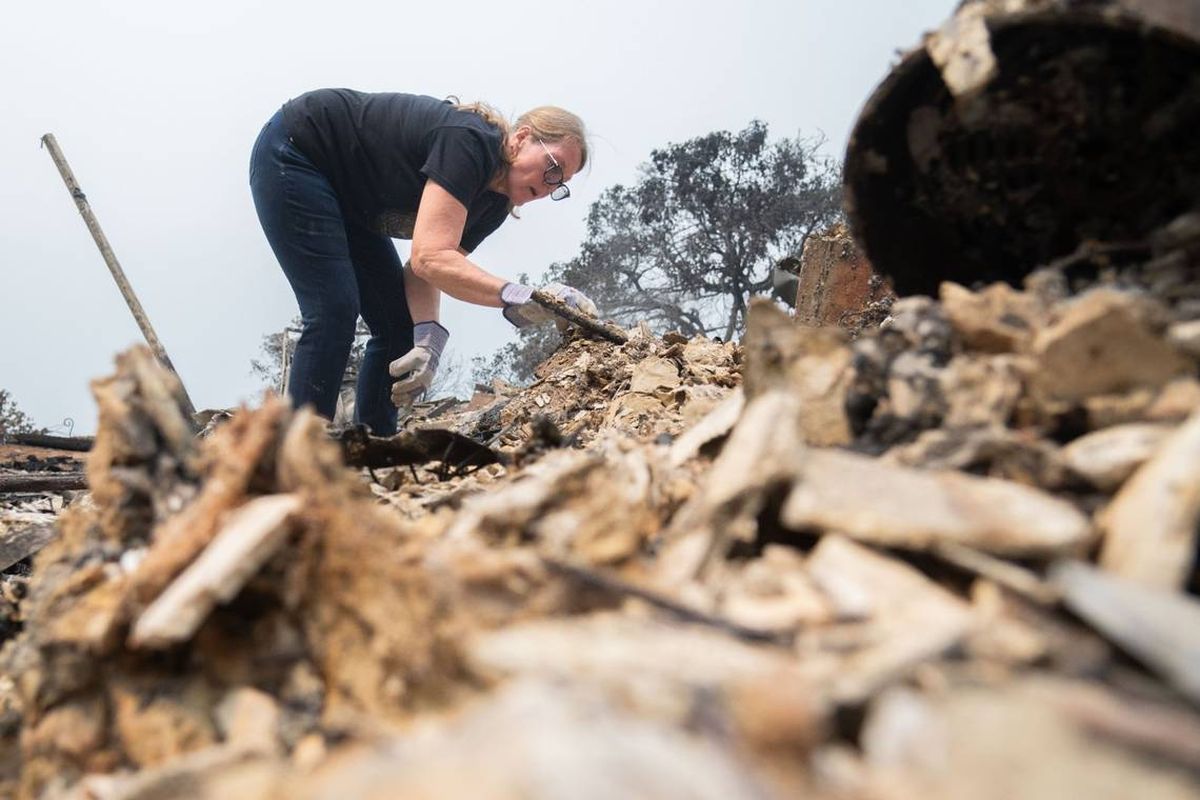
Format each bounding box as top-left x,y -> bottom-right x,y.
0,473 -> 88,493
532,290 -> 630,345
8,433 -> 95,452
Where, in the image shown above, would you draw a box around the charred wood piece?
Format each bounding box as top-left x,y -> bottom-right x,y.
7,433 -> 95,452
0,473 -> 87,493
0,522 -> 56,572
531,290 -> 630,344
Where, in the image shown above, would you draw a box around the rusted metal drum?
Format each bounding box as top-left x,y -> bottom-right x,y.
843,0 -> 1200,296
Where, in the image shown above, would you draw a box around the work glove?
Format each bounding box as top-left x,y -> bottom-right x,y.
389,321 -> 449,408
500,282 -> 598,328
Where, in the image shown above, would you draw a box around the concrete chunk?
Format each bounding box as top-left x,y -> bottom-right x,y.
1031,289 -> 1189,403
629,356 -> 681,395
939,281 -> 1042,353
782,448 -> 1092,557
743,300 -> 854,446
1062,423 -> 1173,492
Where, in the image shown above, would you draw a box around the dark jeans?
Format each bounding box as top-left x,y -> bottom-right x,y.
249,110 -> 413,435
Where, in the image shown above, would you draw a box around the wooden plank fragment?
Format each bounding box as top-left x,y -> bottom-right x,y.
1050,681 -> 1200,770
127,398 -> 289,607
466,611 -> 823,739
129,494 -> 301,648
806,535 -> 973,704
662,390 -> 806,581
1099,408 -> 1200,589
1051,560 -> 1200,704
861,677 -> 1200,800
0,518 -> 56,571
933,541 -> 1059,605
543,557 -> 786,645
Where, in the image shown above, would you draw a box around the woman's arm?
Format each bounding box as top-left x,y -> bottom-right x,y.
403,246 -> 485,321
402,261 -> 441,322
409,181 -> 506,308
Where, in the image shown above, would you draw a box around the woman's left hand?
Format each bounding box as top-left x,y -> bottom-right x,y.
500,282 -> 598,327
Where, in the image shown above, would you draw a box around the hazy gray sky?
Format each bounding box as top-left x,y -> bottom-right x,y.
1,0 -> 955,434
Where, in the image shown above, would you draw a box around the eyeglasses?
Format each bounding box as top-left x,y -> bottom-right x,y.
537,138 -> 570,201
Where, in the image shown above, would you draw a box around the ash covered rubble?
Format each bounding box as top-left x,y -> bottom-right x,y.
4,0 -> 1200,796
1,435 -> 90,697
1,262 -> 1200,799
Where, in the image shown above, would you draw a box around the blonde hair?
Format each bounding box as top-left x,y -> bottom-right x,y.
454,101 -> 589,176
516,106 -> 589,172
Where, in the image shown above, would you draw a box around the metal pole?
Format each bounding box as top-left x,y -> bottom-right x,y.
40,133 -> 197,418
279,330 -> 291,395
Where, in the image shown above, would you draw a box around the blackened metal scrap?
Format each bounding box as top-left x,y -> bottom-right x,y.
335,426 -> 504,471
509,415 -> 575,467
531,290 -> 630,345
542,556 -> 792,647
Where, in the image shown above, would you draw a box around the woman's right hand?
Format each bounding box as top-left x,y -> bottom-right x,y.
389,321 -> 450,407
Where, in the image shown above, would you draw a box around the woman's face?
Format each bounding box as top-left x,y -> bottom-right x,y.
502,126 -> 583,206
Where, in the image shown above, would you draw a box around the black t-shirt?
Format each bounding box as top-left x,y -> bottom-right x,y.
282,89 -> 509,253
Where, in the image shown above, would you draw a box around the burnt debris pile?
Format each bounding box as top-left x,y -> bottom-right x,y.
2,264 -> 1200,797
3,0 -> 1200,796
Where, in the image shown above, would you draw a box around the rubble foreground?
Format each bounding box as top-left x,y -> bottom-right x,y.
1,264 -> 1199,799
3,1 -> 1196,795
